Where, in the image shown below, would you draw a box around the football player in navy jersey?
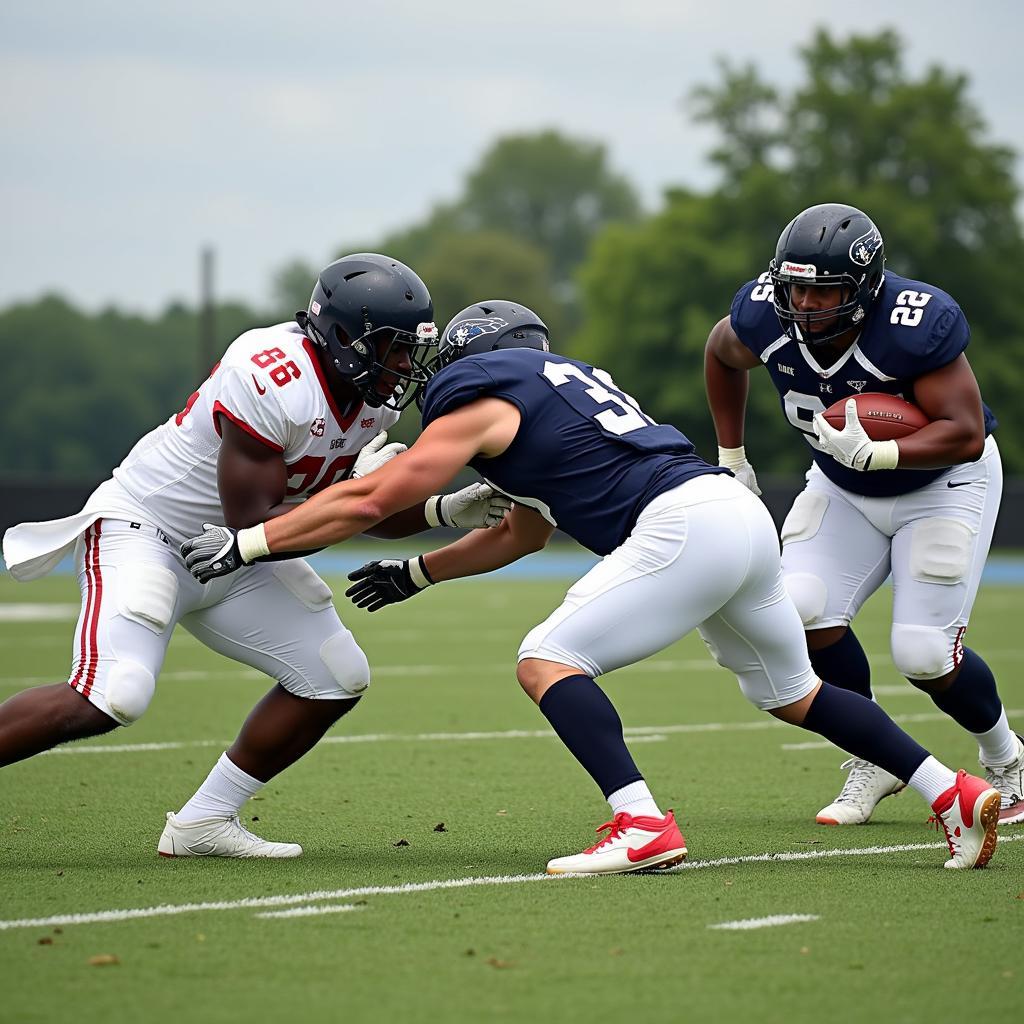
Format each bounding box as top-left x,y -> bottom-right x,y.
706,203 -> 1023,827
182,299 -> 1003,872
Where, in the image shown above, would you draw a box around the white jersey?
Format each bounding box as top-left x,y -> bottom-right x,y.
4,323 -> 399,579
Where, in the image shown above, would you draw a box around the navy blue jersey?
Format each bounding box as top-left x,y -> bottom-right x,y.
731,270 -> 997,497
420,349 -> 727,555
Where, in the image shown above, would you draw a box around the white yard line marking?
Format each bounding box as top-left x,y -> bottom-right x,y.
41,708 -> 1024,757
708,914 -> 820,931
0,604 -> 81,622
781,741 -> 834,751
2,834 -> 1020,932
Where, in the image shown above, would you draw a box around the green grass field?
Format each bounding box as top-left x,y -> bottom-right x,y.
1,568 -> 1021,1024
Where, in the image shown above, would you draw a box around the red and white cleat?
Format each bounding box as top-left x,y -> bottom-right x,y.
546,810 -> 687,875
929,770 -> 1000,870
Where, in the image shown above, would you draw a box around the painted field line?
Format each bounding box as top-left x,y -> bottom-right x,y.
781,741 -> 833,751
2,834 -> 1021,932
708,914 -> 820,931
42,708 -> 1024,758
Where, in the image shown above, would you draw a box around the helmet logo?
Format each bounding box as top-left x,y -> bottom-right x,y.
311,300 -> 322,315
852,305 -> 865,323
447,317 -> 509,349
779,261 -> 817,279
353,341 -> 368,356
849,228 -> 883,267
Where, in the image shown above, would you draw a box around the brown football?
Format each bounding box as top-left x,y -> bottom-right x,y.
821,392 -> 929,441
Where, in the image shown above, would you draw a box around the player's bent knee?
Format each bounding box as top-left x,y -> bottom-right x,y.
908,518 -> 973,585
104,660 -> 156,725
783,572 -> 828,626
315,630 -> 370,698
891,624 -> 951,680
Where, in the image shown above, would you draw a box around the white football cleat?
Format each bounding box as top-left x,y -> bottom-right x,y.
546,810 -> 687,875
980,734 -> 1024,825
158,812 -> 302,858
816,758 -> 906,825
929,770 -> 1000,869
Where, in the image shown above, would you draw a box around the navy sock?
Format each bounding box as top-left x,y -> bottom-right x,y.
915,648 -> 1002,734
809,629 -> 872,699
537,675 -> 643,797
801,682 -> 929,783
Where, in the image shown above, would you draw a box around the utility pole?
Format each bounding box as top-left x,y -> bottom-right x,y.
199,246 -> 216,381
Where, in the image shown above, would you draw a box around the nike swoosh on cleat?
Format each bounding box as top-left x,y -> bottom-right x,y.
626,828 -> 683,863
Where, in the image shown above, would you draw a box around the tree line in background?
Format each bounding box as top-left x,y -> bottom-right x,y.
3,29 -> 1023,481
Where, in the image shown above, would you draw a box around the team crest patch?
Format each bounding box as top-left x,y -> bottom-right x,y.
310,417 -> 326,437
849,228 -> 883,267
447,317 -> 509,350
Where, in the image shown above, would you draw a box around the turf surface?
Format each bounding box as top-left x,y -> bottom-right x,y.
1,567 -> 1021,1024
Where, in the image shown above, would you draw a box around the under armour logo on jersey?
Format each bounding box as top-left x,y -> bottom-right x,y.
448,317 -> 509,349
310,418 -> 326,437
849,227 -> 883,267
361,417 -> 375,429
847,380 -> 867,392
777,364 -> 795,376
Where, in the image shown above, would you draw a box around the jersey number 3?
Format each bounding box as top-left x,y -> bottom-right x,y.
542,361 -> 655,436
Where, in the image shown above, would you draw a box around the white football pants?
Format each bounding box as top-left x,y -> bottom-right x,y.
66,519 -> 369,725
518,474 -> 817,710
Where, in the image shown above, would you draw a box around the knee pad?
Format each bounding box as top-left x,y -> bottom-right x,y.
891,624 -> 952,680
781,491 -> 829,546
116,563 -> 178,633
783,572 -> 828,626
908,518 -> 973,585
105,660 -> 156,725
316,631 -> 370,698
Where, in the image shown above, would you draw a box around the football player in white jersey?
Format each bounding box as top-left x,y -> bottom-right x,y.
706,204 -> 1023,827
0,254 -> 509,858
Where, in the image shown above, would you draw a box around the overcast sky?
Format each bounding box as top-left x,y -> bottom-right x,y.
2,1 -> 1021,314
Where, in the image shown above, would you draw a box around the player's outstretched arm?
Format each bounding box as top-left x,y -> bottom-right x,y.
182,398 -> 520,582
345,506 -> 555,612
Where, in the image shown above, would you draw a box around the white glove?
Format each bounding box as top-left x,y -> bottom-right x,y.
812,399 -> 899,471
717,445 -> 761,495
351,431 -> 407,479
425,482 -> 512,529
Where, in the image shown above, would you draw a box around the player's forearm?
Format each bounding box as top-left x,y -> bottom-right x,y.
704,348 -> 749,448
254,482 -> 382,555
888,420 -> 986,469
422,521 -> 549,582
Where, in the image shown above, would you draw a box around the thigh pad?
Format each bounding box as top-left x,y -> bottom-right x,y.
115,563 -> 178,634
908,518 -> 973,586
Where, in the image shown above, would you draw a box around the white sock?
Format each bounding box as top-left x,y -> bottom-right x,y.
177,752 -> 265,822
608,780 -> 663,819
907,756 -> 958,806
974,709 -> 1020,767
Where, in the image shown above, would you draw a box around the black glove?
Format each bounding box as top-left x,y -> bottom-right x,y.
345,557 -> 434,612
180,524 -> 245,583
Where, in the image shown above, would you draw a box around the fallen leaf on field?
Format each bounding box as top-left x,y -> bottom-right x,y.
485,957 -> 514,969
393,838 -> 410,847
88,955 -> 120,967
37,937 -> 53,946
434,823 -> 447,832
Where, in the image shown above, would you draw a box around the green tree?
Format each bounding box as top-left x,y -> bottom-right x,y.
579,28 -> 1024,471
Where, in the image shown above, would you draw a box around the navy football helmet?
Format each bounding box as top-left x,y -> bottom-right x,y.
769,204 -> 885,346
434,300 -> 549,371
297,254 -> 437,411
